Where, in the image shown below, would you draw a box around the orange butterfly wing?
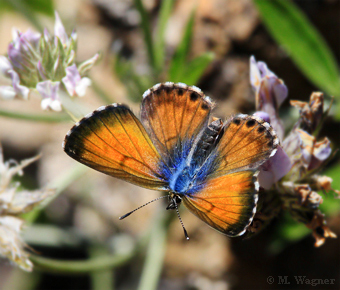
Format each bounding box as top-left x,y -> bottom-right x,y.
63,104 -> 169,190
141,83 -> 213,159
183,171 -> 257,236
182,115 -> 279,236
212,114 -> 279,178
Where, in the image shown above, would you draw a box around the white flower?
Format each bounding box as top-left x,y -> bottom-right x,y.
0,216 -> 32,271
36,81 -> 62,111
62,64 -> 91,97
0,143 -> 55,271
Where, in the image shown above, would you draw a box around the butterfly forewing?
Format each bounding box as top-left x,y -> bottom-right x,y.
141,83 -> 213,160
212,115 -> 279,178
63,104 -> 169,190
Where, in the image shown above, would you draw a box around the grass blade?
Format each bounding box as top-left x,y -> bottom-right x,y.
154,0 -> 175,71
175,52 -> 214,85
254,0 -> 340,97
168,10 -> 196,82
134,0 -> 156,71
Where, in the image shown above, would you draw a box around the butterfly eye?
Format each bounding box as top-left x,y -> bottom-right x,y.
175,195 -> 182,204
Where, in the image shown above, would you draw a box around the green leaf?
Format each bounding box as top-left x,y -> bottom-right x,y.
0,0 -> 54,31
254,0 -> 340,97
168,11 -> 196,82
23,0 -> 54,16
0,108 -> 71,123
154,0 -> 175,71
0,0 -> 54,16
134,0 -> 156,71
173,52 -> 214,85
268,213 -> 311,254
319,163 -> 340,215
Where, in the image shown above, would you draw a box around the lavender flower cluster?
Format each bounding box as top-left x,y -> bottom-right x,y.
248,56 -> 338,247
0,12 -> 98,111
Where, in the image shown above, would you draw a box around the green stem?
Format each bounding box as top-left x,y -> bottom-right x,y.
30,229 -> 150,274
31,249 -> 135,274
89,245 -> 115,290
0,108 -> 71,122
59,90 -> 89,121
137,208 -> 172,290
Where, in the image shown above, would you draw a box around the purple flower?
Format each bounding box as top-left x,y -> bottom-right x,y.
62,64 -> 91,97
0,69 -> 29,100
0,11 -> 98,110
8,28 -> 41,71
250,57 -> 292,188
0,56 -> 12,76
54,11 -> 77,47
78,53 -> 100,75
36,81 -> 62,111
258,146 -> 292,190
250,56 -> 288,141
54,11 -> 68,46
253,111 -> 270,123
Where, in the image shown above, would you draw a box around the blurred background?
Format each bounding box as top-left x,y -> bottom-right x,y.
0,0 -> 339,289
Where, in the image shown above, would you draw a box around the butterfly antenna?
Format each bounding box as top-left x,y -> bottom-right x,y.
119,195 -> 168,220
174,202 -> 190,240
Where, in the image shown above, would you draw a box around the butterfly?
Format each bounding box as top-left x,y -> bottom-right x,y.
63,82 -> 278,239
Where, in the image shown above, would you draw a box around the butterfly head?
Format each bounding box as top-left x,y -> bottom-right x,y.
166,192 -> 183,210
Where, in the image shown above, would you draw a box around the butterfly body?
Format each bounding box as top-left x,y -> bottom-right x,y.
63,82 -> 279,237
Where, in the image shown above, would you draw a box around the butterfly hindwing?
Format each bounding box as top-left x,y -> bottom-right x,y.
182,170 -> 258,236
63,104 -> 169,190
141,83 -> 213,159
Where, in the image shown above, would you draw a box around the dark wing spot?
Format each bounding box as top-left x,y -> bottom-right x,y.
233,118 -> 241,125
153,88 -> 162,96
257,126 -> 265,133
164,86 -> 171,94
267,140 -> 274,147
246,119 -> 256,127
177,88 -> 184,96
265,132 -> 272,139
190,92 -> 199,101
201,102 -> 209,110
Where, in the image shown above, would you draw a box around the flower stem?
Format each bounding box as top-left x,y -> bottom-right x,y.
59,90 -> 89,122
30,248 -> 136,274
30,228 -> 150,274
0,108 -> 70,122
89,245 -> 115,290
137,207 -> 172,290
